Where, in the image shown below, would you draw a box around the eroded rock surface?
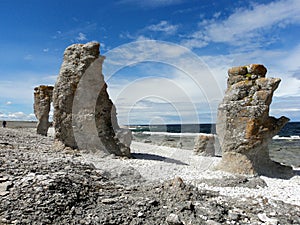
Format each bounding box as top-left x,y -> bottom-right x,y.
53,42 -> 130,157
216,64 -> 292,177
33,85 -> 53,136
0,128 -> 299,224
194,134 -> 216,156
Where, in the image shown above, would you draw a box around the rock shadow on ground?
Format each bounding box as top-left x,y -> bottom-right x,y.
131,153 -> 188,165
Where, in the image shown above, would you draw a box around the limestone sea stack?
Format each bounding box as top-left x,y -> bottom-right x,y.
33,85 -> 53,136
53,42 -> 130,157
194,134 -> 216,156
216,64 -> 292,177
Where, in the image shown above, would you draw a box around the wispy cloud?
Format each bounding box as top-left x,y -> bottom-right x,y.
43,75 -> 58,83
271,96 -> 300,120
76,32 -> 87,41
182,0 -> 300,49
120,20 -> 179,41
147,21 -> 178,34
0,72 -> 56,121
103,40 -> 223,124
198,47 -> 300,121
0,112 -> 36,121
0,72 -> 57,106
181,39 -> 208,50
52,22 -> 96,42
280,44 -> 300,71
24,54 -> 33,61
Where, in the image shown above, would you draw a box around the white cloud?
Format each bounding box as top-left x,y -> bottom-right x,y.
280,44 -> 300,71
77,32 -> 87,41
0,72 -> 56,107
270,96 -> 300,121
103,40 -> 223,124
181,39 -> 208,50
120,99 -> 199,125
52,23 -> 96,42
121,21 -> 179,41
147,21 -> 178,34
6,101 -> 12,105
201,49 -> 300,96
43,75 -> 58,83
274,77 -> 300,97
0,112 -> 36,121
183,0 -> 300,49
213,12 -> 221,19
208,0 -> 300,42
136,35 -> 151,42
43,48 -> 49,52
104,40 -> 192,68
197,48 -> 300,121
0,81 -> 33,104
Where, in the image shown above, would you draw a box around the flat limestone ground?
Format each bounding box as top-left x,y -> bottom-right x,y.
0,127 -> 300,224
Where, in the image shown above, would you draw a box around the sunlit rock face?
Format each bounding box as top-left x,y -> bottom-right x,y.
216,64 -> 292,177
53,42 -> 130,157
34,85 -> 53,136
194,134 -> 216,156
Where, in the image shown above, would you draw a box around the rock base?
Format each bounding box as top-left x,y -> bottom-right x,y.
216,152 -> 293,179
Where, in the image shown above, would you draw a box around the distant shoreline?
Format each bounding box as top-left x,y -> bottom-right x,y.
1,122 -> 299,167
2,121 -> 300,134
1,121 -> 37,128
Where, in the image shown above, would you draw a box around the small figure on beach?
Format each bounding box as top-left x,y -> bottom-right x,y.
177,142 -> 183,149
2,121 -> 7,128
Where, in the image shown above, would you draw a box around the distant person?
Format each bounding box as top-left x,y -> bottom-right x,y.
177,142 -> 183,149
2,121 -> 7,128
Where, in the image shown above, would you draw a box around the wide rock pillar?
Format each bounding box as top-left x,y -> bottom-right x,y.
33,85 -> 53,136
216,64 -> 292,177
53,42 -> 130,157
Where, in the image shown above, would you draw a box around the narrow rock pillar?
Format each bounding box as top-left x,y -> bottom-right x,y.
33,85 -> 53,136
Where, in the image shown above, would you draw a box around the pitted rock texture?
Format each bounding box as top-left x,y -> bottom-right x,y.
0,128 -> 299,225
194,134 -> 216,156
33,85 -> 53,136
53,42 -> 130,157
216,64 -> 292,177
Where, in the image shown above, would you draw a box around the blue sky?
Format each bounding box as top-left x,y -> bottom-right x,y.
0,0 -> 299,124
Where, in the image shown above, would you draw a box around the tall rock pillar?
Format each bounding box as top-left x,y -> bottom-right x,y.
53,42 -> 130,157
33,85 -> 53,136
216,64 -> 292,177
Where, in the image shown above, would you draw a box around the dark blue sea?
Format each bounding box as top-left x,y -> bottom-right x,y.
129,122 -> 300,137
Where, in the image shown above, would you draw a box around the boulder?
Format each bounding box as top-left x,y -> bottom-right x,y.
194,134 -> 216,156
227,64 -> 267,87
53,42 -> 130,157
216,64 -> 292,177
115,128 -> 132,148
33,85 -> 53,136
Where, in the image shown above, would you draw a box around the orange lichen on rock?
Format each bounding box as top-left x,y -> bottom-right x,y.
216,64 -> 292,178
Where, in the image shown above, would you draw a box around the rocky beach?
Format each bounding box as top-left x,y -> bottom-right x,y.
1,44 -> 300,224
132,131 -> 300,168
0,126 -> 300,224
2,0 -> 300,223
